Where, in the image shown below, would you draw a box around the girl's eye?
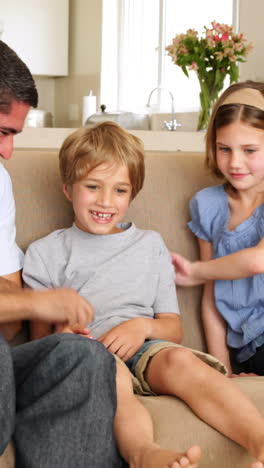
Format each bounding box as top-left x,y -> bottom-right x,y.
219,146 -> 230,153
87,185 -> 98,190
245,148 -> 256,154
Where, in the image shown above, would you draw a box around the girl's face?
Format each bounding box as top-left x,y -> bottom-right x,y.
63,162 -> 132,235
216,121 -> 264,193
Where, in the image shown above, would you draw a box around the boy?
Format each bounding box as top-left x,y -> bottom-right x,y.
23,122 -> 264,468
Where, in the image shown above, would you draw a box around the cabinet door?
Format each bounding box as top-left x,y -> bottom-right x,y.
0,0 -> 69,76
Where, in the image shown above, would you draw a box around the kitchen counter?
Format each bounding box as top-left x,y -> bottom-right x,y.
14,128 -> 206,152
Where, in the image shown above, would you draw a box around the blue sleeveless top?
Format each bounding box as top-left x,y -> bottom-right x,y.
188,185 -> 264,362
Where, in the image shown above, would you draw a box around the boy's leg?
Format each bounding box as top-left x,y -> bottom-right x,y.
0,335 -> 15,454
144,346 -> 264,465
114,361 -> 201,468
12,333 -> 124,468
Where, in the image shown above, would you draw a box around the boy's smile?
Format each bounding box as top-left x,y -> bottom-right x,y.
63,162 -> 132,235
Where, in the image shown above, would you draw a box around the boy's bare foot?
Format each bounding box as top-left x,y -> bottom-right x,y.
250,463 -> 264,468
131,444 -> 201,468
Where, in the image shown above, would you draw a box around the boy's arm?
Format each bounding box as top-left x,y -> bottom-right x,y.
145,313 -> 182,342
173,237 -> 264,286
199,238 -> 233,375
99,313 -> 182,362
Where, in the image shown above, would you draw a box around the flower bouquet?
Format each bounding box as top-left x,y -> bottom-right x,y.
166,21 -> 253,130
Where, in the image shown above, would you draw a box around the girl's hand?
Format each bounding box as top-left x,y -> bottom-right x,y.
171,252 -> 202,286
98,318 -> 148,362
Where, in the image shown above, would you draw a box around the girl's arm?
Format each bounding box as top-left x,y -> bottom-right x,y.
199,238 -> 233,375
173,237 -> 264,286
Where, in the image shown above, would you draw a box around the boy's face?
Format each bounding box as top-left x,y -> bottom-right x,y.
63,162 -> 132,235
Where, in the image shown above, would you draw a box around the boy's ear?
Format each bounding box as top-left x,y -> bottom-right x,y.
63,184 -> 72,201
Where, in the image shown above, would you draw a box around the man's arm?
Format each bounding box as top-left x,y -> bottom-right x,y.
0,271 -> 23,340
1,271 -> 22,289
0,281 -> 94,330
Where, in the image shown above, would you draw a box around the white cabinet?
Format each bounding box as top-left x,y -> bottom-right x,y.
0,0 -> 69,76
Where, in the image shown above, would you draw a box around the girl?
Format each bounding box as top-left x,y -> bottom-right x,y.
172,81 -> 264,377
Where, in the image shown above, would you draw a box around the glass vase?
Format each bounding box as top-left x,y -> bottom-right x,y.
196,72 -> 225,131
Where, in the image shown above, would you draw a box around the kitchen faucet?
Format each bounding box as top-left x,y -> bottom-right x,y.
146,87 -> 181,131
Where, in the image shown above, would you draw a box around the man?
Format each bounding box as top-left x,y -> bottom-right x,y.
0,40 -> 122,468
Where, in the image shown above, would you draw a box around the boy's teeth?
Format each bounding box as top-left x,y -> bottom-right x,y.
92,211 -> 112,219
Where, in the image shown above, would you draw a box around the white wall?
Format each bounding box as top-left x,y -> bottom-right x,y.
239,0 -> 264,81
54,0 -> 103,127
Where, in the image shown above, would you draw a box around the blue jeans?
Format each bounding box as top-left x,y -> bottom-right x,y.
126,339 -> 166,374
0,333 -> 126,468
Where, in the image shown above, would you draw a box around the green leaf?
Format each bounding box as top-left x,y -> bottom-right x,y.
182,65 -> 189,78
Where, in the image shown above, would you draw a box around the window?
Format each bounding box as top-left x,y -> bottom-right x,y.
101,0 -> 237,113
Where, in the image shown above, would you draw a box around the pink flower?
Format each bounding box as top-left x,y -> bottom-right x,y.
222,33 -> 229,41
190,61 -> 198,70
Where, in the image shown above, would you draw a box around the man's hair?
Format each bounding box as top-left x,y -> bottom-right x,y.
0,40 -> 38,112
206,81 -> 264,178
59,121 -> 145,200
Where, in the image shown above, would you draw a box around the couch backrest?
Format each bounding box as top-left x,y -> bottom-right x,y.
4,149 -> 218,352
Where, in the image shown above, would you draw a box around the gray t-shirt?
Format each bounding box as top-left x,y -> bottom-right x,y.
23,223 -> 179,339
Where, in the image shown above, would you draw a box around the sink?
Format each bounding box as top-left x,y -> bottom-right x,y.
150,112 -> 199,131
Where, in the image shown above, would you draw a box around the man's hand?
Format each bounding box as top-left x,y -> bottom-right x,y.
98,318 -> 149,361
30,288 -> 94,328
171,252 -> 202,287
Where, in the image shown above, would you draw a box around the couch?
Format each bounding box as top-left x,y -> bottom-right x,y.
1,148 -> 264,468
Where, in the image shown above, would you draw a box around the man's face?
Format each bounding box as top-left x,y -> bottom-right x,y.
0,100 -> 30,160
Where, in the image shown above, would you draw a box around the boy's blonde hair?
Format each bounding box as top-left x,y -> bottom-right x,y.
59,121 -> 145,199
206,81 -> 264,178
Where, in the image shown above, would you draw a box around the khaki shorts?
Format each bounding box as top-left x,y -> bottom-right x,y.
115,341 -> 228,396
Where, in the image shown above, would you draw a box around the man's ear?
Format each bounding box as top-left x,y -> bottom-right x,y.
63,184 -> 72,201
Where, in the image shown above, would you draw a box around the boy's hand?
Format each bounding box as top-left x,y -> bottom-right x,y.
31,288 -> 94,327
171,252 -> 202,287
98,318 -> 149,361
56,323 -> 94,338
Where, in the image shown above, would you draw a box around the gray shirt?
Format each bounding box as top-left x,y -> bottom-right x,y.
23,223 -> 179,339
